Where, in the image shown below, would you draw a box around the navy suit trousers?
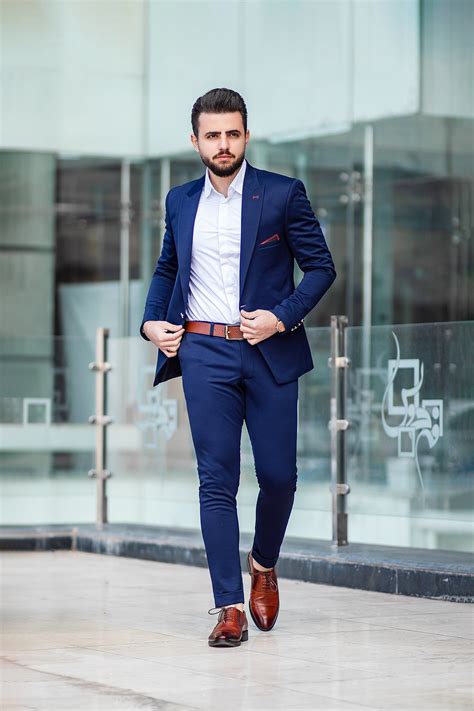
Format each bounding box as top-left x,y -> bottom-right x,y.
178,323 -> 299,608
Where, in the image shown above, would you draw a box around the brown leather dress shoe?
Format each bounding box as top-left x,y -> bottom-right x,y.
207,606 -> 249,647
247,551 -> 279,631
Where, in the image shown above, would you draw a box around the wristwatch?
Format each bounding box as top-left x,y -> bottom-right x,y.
275,316 -> 305,334
275,317 -> 286,334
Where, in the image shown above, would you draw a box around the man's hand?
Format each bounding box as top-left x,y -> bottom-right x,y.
143,320 -> 185,357
239,309 -> 285,345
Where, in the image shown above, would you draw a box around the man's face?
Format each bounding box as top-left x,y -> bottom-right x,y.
190,112 -> 249,177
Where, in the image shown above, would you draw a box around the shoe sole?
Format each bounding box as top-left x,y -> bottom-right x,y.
247,552 -> 280,632
208,629 -> 248,647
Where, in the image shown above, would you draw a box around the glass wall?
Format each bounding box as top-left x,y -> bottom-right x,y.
3,319 -> 465,552
101,320 -> 473,553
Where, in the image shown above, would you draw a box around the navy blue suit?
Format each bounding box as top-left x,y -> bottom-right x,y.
140,161 -> 336,386
140,160 -> 336,608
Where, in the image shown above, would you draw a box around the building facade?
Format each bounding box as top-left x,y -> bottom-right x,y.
0,1 -> 473,552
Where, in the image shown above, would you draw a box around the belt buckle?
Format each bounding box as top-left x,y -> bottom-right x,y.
225,324 -> 244,340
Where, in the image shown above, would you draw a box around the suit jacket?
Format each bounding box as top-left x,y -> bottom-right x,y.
140,160 -> 336,387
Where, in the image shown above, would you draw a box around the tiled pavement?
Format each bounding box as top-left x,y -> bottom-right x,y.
1,550 -> 472,710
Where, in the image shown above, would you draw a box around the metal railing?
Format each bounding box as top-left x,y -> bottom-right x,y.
87,327 -> 113,526
328,315 -> 350,546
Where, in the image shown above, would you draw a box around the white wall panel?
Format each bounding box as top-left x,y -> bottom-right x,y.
2,0 -> 471,158
352,0 -> 420,120
241,1 -> 351,141
422,0 -> 474,119
0,0 -> 146,155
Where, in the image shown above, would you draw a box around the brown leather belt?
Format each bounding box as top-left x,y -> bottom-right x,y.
184,320 -> 245,340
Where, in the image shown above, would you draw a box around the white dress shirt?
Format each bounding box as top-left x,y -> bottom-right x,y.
185,158 -> 247,325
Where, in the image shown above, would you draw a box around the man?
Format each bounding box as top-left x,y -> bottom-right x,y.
140,88 -> 336,648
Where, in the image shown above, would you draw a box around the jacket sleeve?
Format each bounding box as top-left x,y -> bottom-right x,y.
269,178 -> 336,334
139,190 -> 178,341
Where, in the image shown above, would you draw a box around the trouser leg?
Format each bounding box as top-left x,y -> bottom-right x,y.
179,333 -> 245,607
244,346 -> 299,569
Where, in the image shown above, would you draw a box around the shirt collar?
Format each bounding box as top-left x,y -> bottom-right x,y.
204,158 -> 247,198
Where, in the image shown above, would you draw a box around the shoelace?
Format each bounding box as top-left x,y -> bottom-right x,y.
249,554 -> 278,592
208,606 -> 242,620
260,571 -> 278,592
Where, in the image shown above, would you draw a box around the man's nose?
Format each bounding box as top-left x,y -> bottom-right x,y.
219,137 -> 230,151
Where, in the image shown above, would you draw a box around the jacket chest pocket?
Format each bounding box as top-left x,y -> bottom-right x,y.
256,232 -> 282,250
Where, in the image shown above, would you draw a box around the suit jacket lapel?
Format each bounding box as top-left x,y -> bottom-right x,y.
177,176 -> 203,305
177,160 -> 264,308
240,162 -> 264,302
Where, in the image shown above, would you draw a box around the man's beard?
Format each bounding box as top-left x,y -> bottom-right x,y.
200,151 -> 245,178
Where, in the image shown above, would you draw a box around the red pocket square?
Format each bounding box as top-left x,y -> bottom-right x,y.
259,233 -> 280,246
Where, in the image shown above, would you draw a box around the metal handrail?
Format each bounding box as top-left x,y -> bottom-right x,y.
88,327 -> 113,526
328,315 -> 351,546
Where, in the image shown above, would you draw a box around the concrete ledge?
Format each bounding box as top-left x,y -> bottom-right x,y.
1,523 -> 472,603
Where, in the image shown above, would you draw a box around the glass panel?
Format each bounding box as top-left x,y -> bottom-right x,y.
346,321 -> 474,553
56,158 -> 122,284
0,336 -> 96,525
371,115 -> 474,326
56,157 -> 147,339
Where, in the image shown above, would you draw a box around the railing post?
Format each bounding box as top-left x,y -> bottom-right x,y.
328,315 -> 350,546
88,327 -> 113,526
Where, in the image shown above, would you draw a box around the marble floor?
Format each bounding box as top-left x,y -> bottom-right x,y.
0,551 -> 472,710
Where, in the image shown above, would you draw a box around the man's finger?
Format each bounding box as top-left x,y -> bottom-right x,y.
163,328 -> 184,336
240,309 -> 258,317
162,333 -> 183,346
240,326 -> 254,336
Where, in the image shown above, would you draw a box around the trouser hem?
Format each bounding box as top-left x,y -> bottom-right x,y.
214,590 -> 245,607
251,548 -> 278,569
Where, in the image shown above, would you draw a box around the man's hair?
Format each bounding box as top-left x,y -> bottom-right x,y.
191,88 -> 247,137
